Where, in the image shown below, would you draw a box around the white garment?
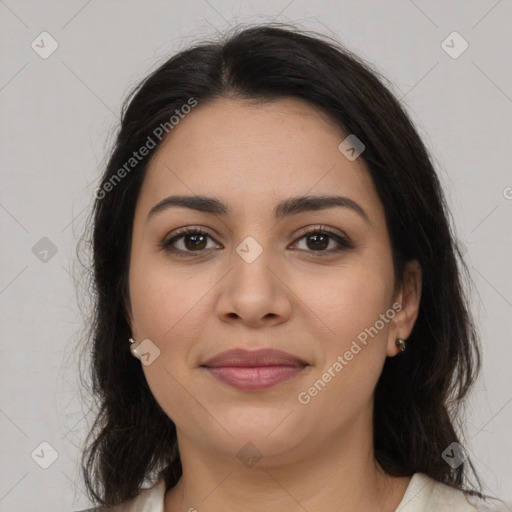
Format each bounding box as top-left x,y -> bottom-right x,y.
77,472 -> 482,511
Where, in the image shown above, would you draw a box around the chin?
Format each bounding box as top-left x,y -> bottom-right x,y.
190,408 -> 310,465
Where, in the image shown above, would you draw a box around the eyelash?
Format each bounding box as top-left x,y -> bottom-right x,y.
160,225 -> 354,258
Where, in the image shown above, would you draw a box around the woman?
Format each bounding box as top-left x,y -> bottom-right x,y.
77,24 -> 489,511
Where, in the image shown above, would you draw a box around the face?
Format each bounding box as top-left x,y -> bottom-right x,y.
127,97 -> 420,466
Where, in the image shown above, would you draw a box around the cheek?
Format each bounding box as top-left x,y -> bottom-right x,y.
300,258 -> 395,345
129,256 -> 206,343
129,260 -> 212,426
294,258 -> 394,406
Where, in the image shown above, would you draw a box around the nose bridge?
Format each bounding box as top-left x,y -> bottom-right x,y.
232,232 -> 277,289
216,229 -> 291,325
229,206 -> 276,267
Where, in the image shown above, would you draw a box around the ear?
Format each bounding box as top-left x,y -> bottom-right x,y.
386,259 -> 422,357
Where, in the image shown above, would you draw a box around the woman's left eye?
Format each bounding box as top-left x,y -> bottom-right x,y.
292,226 -> 353,254
161,226 -> 353,257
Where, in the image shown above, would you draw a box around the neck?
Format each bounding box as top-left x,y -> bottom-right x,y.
164,413 -> 410,512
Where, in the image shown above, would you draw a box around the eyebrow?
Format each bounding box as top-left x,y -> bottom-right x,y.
146,194 -> 370,224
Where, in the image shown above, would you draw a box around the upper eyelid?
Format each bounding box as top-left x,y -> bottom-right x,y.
295,224 -> 349,240
166,224 -> 347,237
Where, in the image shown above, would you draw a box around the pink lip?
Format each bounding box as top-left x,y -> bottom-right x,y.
201,348 -> 309,391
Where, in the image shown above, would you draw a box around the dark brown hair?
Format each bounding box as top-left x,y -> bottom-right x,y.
79,23 -> 482,506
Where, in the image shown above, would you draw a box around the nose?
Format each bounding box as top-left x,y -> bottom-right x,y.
215,241 -> 293,328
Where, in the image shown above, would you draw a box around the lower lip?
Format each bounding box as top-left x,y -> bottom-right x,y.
204,365 -> 306,391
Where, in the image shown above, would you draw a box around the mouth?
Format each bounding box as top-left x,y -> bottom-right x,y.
200,348 -> 310,391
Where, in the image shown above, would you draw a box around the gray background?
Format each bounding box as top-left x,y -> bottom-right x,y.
0,1 -> 511,510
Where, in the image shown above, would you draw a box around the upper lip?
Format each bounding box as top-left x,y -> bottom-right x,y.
201,348 -> 308,368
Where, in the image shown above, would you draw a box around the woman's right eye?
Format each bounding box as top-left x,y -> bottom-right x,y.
161,227 -> 221,257
162,228 -> 218,256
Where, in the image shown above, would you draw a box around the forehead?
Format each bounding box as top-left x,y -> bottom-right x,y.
138,97 -> 382,222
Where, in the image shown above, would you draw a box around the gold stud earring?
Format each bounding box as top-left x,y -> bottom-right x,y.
395,337 -> 406,352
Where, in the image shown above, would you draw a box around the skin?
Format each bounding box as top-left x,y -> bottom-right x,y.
127,97 -> 422,511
